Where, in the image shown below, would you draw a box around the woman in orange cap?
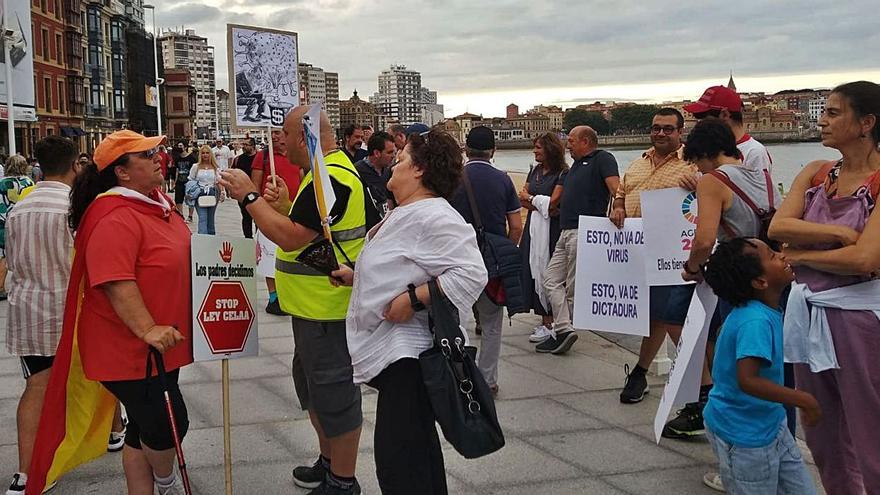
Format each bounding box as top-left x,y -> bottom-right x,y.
29,130 -> 193,495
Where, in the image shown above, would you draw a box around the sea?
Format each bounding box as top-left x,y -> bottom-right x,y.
495,142 -> 841,193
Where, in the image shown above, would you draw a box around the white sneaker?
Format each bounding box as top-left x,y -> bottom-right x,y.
108,428 -> 126,452
528,325 -> 553,343
5,473 -> 56,495
156,476 -> 185,495
702,471 -> 725,492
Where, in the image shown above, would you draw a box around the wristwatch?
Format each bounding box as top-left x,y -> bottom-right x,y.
240,191 -> 260,207
407,284 -> 426,311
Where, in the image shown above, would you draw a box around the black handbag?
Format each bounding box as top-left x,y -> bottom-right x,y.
419,280 -> 505,459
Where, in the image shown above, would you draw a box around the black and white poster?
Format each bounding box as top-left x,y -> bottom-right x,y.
227,24 -> 298,129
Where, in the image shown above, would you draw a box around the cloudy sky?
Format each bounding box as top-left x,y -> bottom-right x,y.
151,0 -> 880,117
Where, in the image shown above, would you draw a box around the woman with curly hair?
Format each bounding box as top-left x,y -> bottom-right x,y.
331,129 -> 488,494
518,132 -> 568,343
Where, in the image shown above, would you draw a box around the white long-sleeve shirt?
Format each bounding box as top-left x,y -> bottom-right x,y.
346,197 -> 488,384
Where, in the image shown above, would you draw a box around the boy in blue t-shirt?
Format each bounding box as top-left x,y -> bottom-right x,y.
701,238 -> 820,495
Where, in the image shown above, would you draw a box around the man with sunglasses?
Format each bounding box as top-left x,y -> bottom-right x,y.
609,108 -> 697,405
684,85 -> 772,174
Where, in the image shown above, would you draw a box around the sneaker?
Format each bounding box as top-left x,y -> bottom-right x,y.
619,364 -> 649,404
266,299 -> 285,316
108,428 -> 126,452
535,330 -> 578,355
293,457 -> 328,489
702,471 -> 726,492
308,479 -> 361,495
156,477 -> 184,495
528,325 -> 553,343
7,475 -> 57,495
661,402 -> 705,439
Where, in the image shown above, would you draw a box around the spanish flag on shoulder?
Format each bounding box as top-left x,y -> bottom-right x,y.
26,193 -> 161,494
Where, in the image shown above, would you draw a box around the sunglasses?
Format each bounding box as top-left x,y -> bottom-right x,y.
137,148 -> 159,159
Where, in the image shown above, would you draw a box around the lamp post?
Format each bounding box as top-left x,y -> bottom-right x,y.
3,0 -> 16,155
143,4 -> 162,136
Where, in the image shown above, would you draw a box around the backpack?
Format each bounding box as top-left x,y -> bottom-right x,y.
708,168 -> 779,250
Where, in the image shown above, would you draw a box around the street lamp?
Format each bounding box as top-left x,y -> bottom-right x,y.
2,0 -> 16,155
143,4 -> 162,136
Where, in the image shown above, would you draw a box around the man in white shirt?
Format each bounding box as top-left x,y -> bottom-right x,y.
684,86 -> 773,173
213,138 -> 234,171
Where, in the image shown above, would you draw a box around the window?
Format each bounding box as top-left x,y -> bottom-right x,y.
88,44 -> 102,66
44,77 -> 52,109
41,0 -> 47,12
172,96 -> 183,111
42,29 -> 49,61
91,83 -> 105,107
173,123 -> 184,136
87,8 -> 98,31
58,81 -> 65,113
111,21 -> 123,43
112,53 -> 123,75
114,89 -> 125,112
47,127 -> 54,136
55,33 -> 62,62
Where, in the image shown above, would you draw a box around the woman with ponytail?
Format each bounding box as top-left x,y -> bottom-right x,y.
769,80 -> 880,495
29,131 -> 193,495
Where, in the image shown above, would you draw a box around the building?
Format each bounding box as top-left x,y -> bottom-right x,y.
451,112 -> 483,145
509,113 -> 551,139
531,104 -> 564,131
158,28 -> 215,137
372,64 -> 422,125
487,122 -> 525,142
339,90 -> 380,133
325,71 -> 339,130
298,63 -> 339,129
164,68 -> 196,141
743,106 -> 799,132
31,0 -> 82,147
83,0 -> 121,149
216,89 -> 230,138
421,103 -> 444,127
808,95 -> 827,123
506,103 -> 519,120
124,23 -> 159,135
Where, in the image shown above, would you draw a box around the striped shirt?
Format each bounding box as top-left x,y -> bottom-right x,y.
615,145 -> 695,217
5,181 -> 73,356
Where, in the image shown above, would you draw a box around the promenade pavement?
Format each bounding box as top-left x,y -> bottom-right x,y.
0,200 -> 824,494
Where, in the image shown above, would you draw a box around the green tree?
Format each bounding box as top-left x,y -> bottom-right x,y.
609,104 -> 661,134
563,109 -> 610,135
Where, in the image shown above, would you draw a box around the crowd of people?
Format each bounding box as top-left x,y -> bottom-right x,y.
0,80 -> 877,495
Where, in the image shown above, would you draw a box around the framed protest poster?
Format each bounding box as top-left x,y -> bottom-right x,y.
641,187 -> 698,286
227,24 -> 299,130
572,216 -> 649,337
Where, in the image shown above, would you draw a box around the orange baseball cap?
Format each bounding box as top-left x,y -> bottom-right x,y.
93,130 -> 166,170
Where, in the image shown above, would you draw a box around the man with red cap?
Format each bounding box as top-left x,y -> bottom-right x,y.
684,85 -> 773,173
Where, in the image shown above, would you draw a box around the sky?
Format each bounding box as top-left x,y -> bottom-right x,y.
149,0 -> 880,118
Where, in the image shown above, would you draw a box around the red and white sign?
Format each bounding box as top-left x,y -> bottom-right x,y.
191,235 -> 259,361
197,281 -> 255,354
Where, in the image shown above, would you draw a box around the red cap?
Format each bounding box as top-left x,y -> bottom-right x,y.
683,86 -> 743,114
93,130 -> 166,171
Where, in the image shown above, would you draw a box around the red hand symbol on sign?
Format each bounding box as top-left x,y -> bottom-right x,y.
219,241 -> 234,263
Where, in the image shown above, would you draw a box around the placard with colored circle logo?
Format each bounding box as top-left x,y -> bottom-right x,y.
640,187 -> 698,286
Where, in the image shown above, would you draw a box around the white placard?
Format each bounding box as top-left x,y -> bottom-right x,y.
573,216 -> 649,337
0,0 -> 36,121
191,235 -> 259,362
641,187 -> 698,286
653,283 -> 718,443
227,24 -> 298,130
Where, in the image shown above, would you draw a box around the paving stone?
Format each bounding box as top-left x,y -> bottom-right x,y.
553,390 -> 660,427
527,429 -> 695,475
602,466 -> 721,495
493,360 -> 581,400
490,478 -> 629,495
625,424 -> 717,465
444,437 -> 582,487
495,397 -> 604,436
505,352 -> 630,392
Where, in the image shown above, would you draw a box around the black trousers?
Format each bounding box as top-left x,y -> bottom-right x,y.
239,203 -> 254,238
369,358 -> 447,495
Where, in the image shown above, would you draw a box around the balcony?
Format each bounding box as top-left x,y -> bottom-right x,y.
87,104 -> 108,116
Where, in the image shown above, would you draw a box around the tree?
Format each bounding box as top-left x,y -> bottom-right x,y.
563,108 -> 610,135
609,104 -> 660,134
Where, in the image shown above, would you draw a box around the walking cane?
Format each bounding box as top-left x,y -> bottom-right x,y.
148,347 -> 194,495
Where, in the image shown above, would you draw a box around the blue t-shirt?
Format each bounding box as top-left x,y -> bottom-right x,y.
704,300 -> 786,448
450,160 -> 520,237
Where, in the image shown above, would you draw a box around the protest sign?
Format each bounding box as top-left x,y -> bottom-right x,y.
653,283 -> 718,443
641,187 -> 697,286
191,235 -> 259,362
573,216 -> 649,337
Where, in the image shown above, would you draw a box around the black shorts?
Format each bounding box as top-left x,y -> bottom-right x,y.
291,318 -> 362,438
20,355 -> 54,378
174,183 -> 186,205
102,369 -> 188,451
